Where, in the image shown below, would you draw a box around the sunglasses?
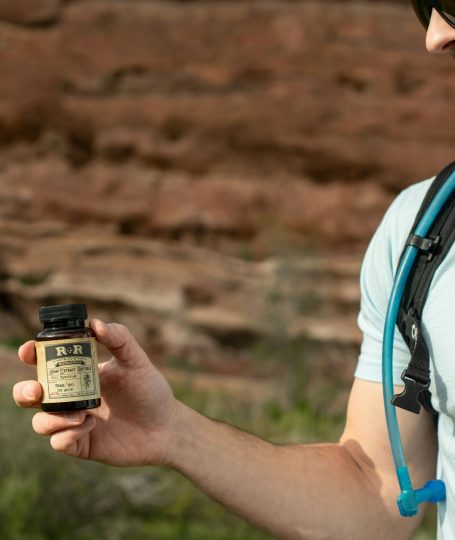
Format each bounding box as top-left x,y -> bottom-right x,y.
412,0 -> 455,29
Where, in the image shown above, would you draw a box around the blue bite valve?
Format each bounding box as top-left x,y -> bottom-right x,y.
397,480 -> 446,517
416,480 -> 446,504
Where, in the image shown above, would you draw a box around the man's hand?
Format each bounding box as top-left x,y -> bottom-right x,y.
13,319 -> 180,467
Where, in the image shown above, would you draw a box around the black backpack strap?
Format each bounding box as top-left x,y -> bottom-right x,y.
393,161 -> 455,415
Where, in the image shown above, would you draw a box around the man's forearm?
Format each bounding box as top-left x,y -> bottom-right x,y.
164,402 -> 404,540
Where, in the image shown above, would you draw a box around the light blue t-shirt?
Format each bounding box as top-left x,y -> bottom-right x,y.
355,177 -> 455,539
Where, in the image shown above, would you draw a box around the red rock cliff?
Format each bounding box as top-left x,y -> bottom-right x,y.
0,0 -> 451,391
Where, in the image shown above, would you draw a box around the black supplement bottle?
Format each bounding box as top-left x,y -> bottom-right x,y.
35,304 -> 101,412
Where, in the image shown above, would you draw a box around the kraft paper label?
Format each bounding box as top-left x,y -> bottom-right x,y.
36,337 -> 100,403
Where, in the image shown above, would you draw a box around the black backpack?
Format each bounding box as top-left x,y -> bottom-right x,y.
393,161 -> 455,415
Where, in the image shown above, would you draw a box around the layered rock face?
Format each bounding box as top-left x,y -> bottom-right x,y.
0,0 -> 451,396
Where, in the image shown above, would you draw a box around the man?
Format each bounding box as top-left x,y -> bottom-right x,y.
13,5 -> 455,539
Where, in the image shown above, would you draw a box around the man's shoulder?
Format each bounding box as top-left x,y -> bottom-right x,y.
360,177 -> 435,300
376,177 -> 434,248
389,177 -> 434,220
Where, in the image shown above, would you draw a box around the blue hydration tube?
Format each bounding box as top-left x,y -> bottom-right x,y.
382,174 -> 455,516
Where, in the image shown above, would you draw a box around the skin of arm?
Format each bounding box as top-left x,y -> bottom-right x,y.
13,319 -> 436,540
166,380 -> 437,540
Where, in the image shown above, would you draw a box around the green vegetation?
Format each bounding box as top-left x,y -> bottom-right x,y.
17,274 -> 49,287
0,378 -> 436,539
0,338 -> 24,350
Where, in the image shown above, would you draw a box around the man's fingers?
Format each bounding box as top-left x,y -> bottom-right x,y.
18,340 -> 37,365
90,318 -> 150,367
13,380 -> 43,408
50,415 -> 96,456
30,410 -> 96,458
32,410 -> 88,435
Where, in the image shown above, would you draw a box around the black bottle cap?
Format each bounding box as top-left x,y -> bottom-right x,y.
39,304 -> 88,323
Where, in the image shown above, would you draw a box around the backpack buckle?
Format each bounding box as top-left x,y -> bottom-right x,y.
391,370 -> 430,414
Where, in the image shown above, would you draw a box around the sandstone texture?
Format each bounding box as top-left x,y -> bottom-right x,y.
0,1 -> 450,403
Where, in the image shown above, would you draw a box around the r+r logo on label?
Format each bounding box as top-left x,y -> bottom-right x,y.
55,344 -> 84,357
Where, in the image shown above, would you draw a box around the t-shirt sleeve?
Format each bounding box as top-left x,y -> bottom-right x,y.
354,186 -> 427,385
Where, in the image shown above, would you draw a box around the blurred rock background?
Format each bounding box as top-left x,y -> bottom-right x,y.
0,1 -> 445,538
2,0 -> 454,403
2,0 -> 454,398
0,0 -> 452,410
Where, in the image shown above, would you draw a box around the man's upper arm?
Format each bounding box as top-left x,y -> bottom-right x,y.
340,378 -> 437,530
